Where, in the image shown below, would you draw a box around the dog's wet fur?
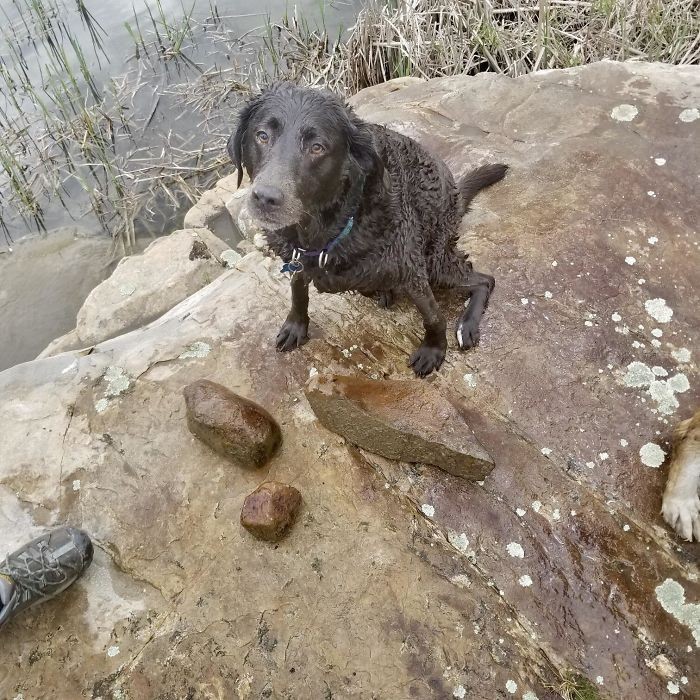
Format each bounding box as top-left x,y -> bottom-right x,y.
228,82 -> 507,376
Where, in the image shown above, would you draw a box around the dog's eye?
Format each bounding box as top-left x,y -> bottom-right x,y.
310,143 -> 325,155
255,131 -> 269,145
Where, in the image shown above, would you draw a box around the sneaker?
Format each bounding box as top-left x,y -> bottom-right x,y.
0,526 -> 93,628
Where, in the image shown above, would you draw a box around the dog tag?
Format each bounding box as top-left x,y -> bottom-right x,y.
281,260 -> 303,276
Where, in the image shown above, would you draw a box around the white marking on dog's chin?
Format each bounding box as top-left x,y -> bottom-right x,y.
457,326 -> 464,348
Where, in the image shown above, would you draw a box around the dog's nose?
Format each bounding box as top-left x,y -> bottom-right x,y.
252,184 -> 284,209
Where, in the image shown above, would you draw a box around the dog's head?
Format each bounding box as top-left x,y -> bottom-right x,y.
227,82 -> 384,231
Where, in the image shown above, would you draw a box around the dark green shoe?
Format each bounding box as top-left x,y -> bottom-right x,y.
0,526 -> 93,628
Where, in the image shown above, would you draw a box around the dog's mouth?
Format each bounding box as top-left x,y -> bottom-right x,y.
246,198 -> 303,232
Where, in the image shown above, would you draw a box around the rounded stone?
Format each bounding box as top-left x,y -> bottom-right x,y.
240,481 -> 302,541
183,379 -> 281,468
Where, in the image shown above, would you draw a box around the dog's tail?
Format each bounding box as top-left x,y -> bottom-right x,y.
458,163 -> 508,215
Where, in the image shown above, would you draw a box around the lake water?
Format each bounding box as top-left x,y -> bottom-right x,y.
0,0 -> 359,370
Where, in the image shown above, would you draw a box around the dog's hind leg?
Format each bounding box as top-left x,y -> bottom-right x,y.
406,284 -> 447,377
436,256 -> 495,350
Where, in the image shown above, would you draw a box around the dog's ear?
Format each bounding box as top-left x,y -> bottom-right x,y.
228,94 -> 263,188
348,115 -> 391,191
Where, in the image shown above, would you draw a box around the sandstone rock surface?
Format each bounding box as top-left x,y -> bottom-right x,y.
240,481 -> 302,541
306,374 -> 494,479
0,63 -> 698,700
184,379 -> 282,468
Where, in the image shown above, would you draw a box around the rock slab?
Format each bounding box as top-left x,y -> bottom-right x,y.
183,379 -> 281,468
305,374 -> 494,480
240,481 -> 302,541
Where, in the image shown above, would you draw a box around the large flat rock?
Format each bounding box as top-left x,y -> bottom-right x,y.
306,374 -> 494,479
0,62 -> 698,699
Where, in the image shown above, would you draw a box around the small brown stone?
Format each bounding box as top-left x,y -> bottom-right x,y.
240,481 -> 302,541
183,379 -> 281,468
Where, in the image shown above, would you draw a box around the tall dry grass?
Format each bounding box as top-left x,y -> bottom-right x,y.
265,0 -> 700,93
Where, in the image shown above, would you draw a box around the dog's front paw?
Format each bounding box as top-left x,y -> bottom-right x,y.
409,344 -> 445,377
662,491 -> 700,541
276,319 -> 309,352
456,319 -> 480,350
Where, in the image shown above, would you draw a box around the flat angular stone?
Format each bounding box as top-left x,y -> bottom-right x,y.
240,481 -> 302,541
305,374 -> 494,480
183,379 -> 281,468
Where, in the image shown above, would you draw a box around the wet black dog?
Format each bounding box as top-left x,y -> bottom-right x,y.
228,82 -> 507,376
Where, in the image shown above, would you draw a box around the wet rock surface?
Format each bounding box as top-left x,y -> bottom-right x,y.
306,373 -> 494,479
240,481 -> 302,541
184,379 -> 281,468
0,63 -> 698,699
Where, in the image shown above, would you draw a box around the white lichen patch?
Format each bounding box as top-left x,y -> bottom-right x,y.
453,685 -> 467,699
450,574 -> 471,589
668,681 -> 680,695
621,361 -> 689,415
645,298 -> 673,323
523,693 -> 539,700
611,312 -> 622,322
72,480 -> 81,492
516,508 -> 526,517
95,398 -> 109,414
421,504 -> 435,518
179,341 -> 211,359
220,249 -> 241,267
599,452 -> 609,461
544,291 -> 553,299
531,500 -> 542,513
620,439 -> 628,447
519,574 -> 533,587
671,348 -> 691,364
107,645 -> 120,657
505,679 -> 518,694
596,676 -> 604,685
652,339 -> 661,348
309,367 -> 318,378
679,107 -> 700,123
104,366 -> 130,397
463,373 -> 477,388
552,508 -> 561,521
640,442 -> 666,468
647,191 -> 657,198
652,328 -> 663,338
521,297 -> 529,306
611,104 -> 638,121
448,531 -> 469,554
648,235 -> 659,244
623,361 -> 656,387
648,381 -> 680,415
118,282 -> 136,297
654,158 -> 666,167
623,524 -> 630,532
584,320 -> 594,327
667,373 -> 690,394
615,325 -> 630,335
586,462 -> 595,469
541,447 -> 552,456
625,256 -> 637,265
506,542 -> 524,558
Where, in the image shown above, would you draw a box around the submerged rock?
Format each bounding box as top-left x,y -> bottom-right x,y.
183,379 -> 281,468
305,374 -> 494,480
240,481 -> 302,541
